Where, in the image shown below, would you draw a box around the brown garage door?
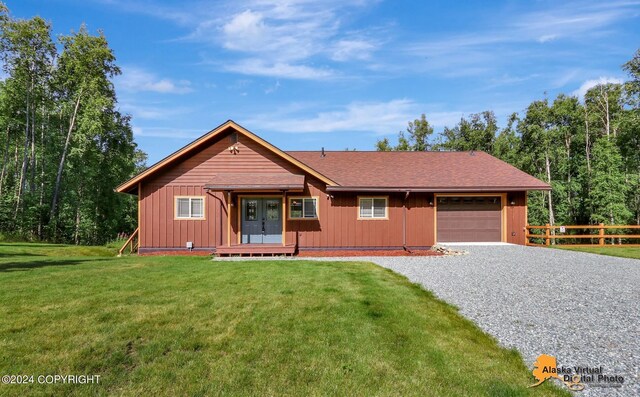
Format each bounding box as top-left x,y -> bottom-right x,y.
437,196 -> 502,242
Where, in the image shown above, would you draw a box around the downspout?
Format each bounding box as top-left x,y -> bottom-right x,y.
403,191 -> 411,252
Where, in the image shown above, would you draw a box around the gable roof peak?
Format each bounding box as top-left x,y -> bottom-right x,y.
115,120 -> 338,194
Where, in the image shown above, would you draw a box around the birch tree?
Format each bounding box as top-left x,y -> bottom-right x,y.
49,25 -> 120,230
0,8 -> 55,234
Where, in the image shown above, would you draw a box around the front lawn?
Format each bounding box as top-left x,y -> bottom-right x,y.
0,242 -> 116,258
555,246 -> 640,260
0,243 -> 566,396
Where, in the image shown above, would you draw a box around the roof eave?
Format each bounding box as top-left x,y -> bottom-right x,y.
204,185 -> 304,191
326,186 -> 551,192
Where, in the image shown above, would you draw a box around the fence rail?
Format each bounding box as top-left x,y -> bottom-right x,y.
525,224 -> 640,247
118,227 -> 139,256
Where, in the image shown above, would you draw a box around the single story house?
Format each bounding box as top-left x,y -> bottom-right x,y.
116,120 -> 550,255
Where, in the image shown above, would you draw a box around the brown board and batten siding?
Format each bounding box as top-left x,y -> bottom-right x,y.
140,185 -> 223,248
283,178 -> 435,249
405,194 -> 435,247
147,132 -> 301,185
140,130 -> 303,249
506,191 -> 527,245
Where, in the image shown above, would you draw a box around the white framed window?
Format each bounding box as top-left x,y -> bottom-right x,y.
288,197 -> 318,219
358,197 -> 388,219
175,196 -> 205,219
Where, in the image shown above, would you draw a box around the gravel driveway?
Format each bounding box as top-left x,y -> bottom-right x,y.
217,245 -> 639,396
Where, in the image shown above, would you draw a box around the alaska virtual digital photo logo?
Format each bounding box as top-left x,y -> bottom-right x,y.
529,354 -> 625,392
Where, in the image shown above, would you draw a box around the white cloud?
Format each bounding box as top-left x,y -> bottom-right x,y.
224,59 -> 334,80
537,34 -> 558,43
221,10 -> 268,51
120,102 -> 192,120
484,73 -> 540,88
116,67 -> 193,94
514,2 -> 638,42
214,2 -> 350,61
246,99 -> 467,134
183,0 -> 381,79
264,80 -> 281,94
95,0 -> 195,24
551,69 -> 581,89
571,76 -> 624,99
330,39 -> 376,61
120,104 -> 167,120
132,126 -> 204,139
101,0 -> 639,82
402,1 -> 640,77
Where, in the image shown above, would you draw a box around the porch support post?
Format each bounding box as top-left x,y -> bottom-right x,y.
282,190 -> 287,247
227,191 -> 232,247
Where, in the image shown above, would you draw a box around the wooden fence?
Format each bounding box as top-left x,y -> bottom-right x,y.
525,224 -> 640,247
118,227 -> 139,256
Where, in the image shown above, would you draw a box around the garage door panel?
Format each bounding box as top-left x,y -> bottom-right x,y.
437,196 -> 502,242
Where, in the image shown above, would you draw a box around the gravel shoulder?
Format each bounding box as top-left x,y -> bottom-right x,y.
216,245 -> 639,396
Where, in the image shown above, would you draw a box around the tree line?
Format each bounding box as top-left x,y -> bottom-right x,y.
0,4 -> 145,244
1,3 -> 638,245
377,50 -> 640,227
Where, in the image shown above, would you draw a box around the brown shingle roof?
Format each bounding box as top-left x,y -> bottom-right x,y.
205,173 -> 305,191
286,151 -> 550,191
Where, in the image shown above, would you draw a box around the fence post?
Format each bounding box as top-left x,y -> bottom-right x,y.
545,224 -> 550,246
599,223 -> 604,246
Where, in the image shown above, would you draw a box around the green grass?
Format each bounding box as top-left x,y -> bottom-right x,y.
0,243 -> 567,396
555,245 -> 640,259
0,242 -> 117,259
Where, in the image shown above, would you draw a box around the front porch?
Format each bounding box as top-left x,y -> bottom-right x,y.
205,171 -> 305,256
215,243 -> 297,257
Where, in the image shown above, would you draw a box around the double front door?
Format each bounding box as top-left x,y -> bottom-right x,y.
241,198 -> 283,244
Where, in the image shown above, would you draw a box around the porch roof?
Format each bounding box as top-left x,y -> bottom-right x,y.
204,173 -> 305,191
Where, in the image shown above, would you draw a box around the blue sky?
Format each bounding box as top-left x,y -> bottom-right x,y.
8,0 -> 640,163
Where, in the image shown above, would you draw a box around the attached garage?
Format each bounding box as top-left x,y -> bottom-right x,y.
436,195 -> 504,242
117,120 -> 550,254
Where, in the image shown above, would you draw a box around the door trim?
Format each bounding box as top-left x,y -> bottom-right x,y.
237,195 -> 284,245
434,193 -> 507,243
